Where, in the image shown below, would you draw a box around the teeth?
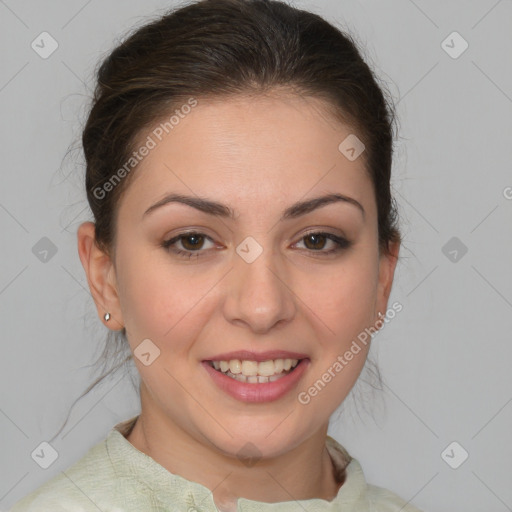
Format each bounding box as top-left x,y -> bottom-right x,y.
241,360 -> 258,376
209,358 -> 300,381
258,360 -> 275,377
229,360 -> 242,374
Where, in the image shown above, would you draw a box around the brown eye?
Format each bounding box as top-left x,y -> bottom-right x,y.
303,234 -> 328,250
161,231 -> 216,258
180,234 -> 206,250
294,232 -> 351,255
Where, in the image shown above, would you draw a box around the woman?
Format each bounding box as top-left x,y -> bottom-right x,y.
11,0 -> 423,510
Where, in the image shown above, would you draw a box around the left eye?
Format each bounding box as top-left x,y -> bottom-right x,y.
294,232 -> 350,253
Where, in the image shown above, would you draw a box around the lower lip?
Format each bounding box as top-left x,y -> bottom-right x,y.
202,359 -> 310,403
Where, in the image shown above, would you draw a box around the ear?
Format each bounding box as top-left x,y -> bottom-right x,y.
77,221 -> 124,331
374,239 -> 400,321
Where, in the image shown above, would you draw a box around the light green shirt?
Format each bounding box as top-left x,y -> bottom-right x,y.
10,416 -> 424,511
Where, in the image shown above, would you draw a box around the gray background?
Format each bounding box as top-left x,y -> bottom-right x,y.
1,0 -> 511,510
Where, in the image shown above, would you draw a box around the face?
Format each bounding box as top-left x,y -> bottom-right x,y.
80,91 -> 399,459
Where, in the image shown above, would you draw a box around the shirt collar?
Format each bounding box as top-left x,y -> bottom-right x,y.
107,415 -> 370,511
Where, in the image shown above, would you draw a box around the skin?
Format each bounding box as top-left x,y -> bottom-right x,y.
77,91 -> 399,511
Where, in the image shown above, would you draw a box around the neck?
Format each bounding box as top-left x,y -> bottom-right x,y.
125,389 -> 342,509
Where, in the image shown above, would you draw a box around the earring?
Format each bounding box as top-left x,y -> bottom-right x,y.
104,312 -> 111,322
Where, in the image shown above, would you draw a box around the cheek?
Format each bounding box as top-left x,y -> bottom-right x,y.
300,253 -> 379,346
295,258 -> 377,415
115,246 -> 220,352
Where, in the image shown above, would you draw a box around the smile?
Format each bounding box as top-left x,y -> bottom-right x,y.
202,356 -> 310,403
207,358 -> 300,383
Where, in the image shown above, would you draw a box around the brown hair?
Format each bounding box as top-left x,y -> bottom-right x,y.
54,0 -> 401,440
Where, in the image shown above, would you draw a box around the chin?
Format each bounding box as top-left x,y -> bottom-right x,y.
198,416 -> 314,462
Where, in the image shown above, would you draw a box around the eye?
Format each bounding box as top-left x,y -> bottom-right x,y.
161,231 -> 216,259
293,232 -> 351,255
161,230 -> 352,260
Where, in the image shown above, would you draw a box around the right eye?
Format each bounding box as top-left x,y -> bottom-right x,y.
161,231 -> 216,259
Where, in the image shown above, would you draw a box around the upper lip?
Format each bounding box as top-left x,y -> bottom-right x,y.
205,350 -> 309,362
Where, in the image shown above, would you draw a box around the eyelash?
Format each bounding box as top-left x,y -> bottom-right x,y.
161,230 -> 352,259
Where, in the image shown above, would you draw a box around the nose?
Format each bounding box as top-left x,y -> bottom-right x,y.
222,241 -> 296,334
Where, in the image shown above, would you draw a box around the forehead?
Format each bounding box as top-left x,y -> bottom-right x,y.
119,92 -> 375,220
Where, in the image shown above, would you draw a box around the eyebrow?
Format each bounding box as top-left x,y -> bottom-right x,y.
142,192 -> 365,221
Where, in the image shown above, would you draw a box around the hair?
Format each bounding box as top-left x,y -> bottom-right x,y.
53,0 -> 401,440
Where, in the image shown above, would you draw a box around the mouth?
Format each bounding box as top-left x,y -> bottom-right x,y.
206,357 -> 302,384
201,352 -> 310,403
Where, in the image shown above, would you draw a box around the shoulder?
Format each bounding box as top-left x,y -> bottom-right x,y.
326,436 -> 425,512
366,482 -> 425,512
9,434 -> 121,512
